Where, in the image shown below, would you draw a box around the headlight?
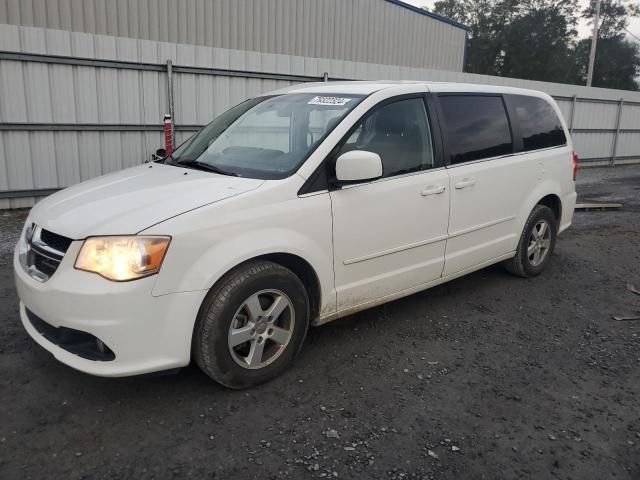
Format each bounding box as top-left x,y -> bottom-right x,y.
17,220 -> 32,250
75,236 -> 170,281
16,220 -> 34,260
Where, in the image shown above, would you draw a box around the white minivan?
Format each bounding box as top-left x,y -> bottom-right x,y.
15,81 -> 577,388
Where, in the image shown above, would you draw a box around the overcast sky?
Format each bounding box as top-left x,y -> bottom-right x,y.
402,0 -> 640,40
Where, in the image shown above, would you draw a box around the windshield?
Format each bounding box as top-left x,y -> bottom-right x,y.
169,93 -> 364,179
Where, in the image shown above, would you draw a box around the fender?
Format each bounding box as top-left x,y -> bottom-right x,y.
143,182 -> 337,316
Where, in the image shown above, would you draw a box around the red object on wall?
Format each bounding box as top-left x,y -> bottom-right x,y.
164,114 -> 173,155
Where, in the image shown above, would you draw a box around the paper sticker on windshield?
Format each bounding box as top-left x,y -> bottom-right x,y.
308,96 -> 352,106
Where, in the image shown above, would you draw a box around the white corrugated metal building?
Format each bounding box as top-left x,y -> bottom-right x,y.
0,0 -> 469,70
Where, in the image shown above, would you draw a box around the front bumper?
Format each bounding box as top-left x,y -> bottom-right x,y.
14,241 -> 207,377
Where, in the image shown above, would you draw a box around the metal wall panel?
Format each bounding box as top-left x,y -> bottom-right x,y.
0,60 -> 27,121
30,131 -> 58,186
3,131 -> 34,190
0,0 -> 467,71
620,104 -> 640,130
555,99 -> 573,124
77,131 -> 101,180
0,133 -> 10,210
617,133 -> 640,158
573,132 -> 614,159
572,101 -> 620,130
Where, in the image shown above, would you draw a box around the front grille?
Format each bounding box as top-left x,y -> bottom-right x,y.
33,252 -> 60,277
40,229 -> 72,253
20,225 -> 73,282
25,309 -> 116,361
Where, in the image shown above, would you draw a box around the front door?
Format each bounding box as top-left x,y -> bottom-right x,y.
329,97 -> 450,311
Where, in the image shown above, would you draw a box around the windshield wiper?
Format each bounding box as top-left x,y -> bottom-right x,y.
172,160 -> 239,177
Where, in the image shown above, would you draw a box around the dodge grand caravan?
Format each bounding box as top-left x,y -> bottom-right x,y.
15,81 -> 577,388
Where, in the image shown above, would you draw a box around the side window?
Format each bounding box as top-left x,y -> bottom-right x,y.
439,95 -> 513,164
338,98 -> 435,178
509,95 -> 567,151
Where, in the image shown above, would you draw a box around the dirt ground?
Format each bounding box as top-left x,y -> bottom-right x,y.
0,165 -> 639,480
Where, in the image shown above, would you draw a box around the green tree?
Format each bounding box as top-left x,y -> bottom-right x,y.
582,0 -> 640,39
431,0 -> 640,90
432,0 -> 521,75
499,1 -> 579,82
572,0 -> 640,89
570,36 -> 640,90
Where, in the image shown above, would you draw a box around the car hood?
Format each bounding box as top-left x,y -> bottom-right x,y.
29,163 -> 265,239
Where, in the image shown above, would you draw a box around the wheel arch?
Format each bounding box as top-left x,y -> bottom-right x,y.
517,180 -> 562,229
203,252 -> 323,325
537,193 -> 562,227
256,253 -> 322,324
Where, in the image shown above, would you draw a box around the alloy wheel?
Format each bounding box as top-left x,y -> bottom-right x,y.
527,220 -> 552,267
227,289 -> 295,369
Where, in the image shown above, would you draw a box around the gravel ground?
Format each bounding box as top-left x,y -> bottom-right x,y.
0,166 -> 639,480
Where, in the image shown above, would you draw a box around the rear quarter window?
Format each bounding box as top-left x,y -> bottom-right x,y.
438,95 -> 513,165
507,95 -> 567,151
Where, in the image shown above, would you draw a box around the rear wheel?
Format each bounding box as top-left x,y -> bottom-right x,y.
505,204 -> 557,278
193,261 -> 309,389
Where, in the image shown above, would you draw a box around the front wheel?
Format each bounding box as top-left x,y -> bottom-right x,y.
504,204 -> 557,278
193,261 -> 309,389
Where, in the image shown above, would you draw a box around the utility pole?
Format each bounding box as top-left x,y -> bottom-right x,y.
586,0 -> 601,87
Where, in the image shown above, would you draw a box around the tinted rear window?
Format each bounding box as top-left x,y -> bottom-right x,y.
439,95 -> 513,164
509,95 -> 567,151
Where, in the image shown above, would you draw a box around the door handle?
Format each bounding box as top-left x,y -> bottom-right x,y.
454,178 -> 476,189
421,185 -> 446,196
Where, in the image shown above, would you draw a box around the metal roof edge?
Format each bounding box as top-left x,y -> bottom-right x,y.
383,0 -> 472,32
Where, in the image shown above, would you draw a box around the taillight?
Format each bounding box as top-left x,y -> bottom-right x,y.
572,151 -> 579,181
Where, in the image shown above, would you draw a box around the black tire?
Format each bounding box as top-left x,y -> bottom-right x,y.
193,260 -> 309,389
504,204 -> 558,278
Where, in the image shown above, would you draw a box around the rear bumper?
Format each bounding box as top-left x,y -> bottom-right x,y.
14,243 -> 207,377
559,191 -> 577,234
